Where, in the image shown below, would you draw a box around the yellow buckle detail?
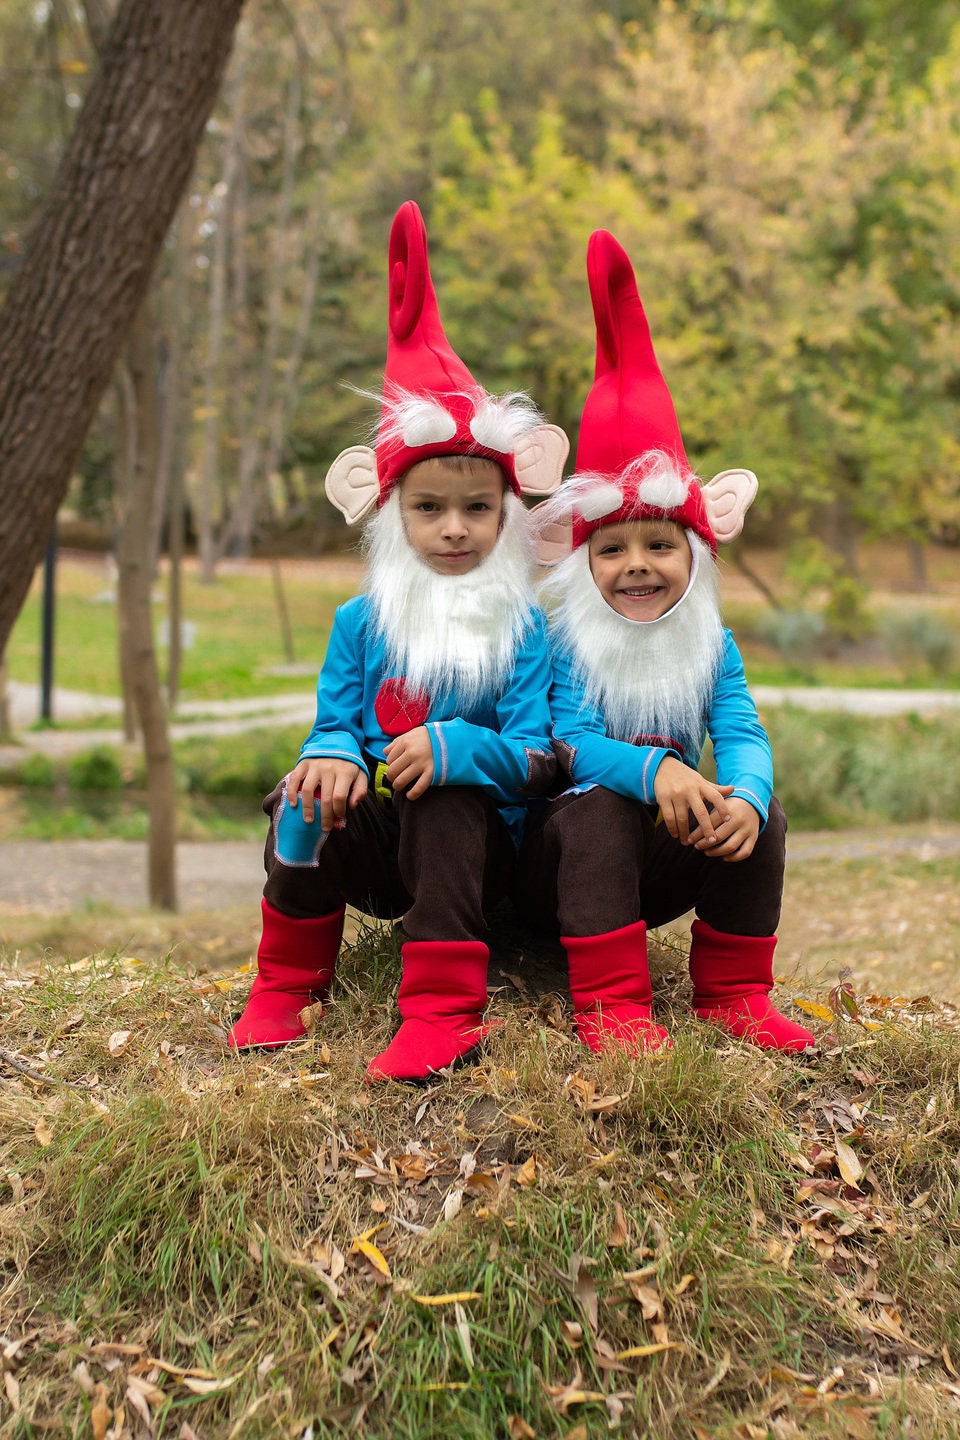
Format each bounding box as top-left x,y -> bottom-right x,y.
374,760 -> 392,803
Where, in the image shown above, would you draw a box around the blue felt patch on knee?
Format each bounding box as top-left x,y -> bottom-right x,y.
273,788 -> 329,867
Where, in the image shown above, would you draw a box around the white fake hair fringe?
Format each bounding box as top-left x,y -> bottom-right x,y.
532,450 -> 698,535
362,489 -> 536,706
349,382 -> 542,454
541,531 -> 724,753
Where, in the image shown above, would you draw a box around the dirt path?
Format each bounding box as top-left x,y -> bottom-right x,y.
1,825 -> 958,1005
2,824 -> 957,915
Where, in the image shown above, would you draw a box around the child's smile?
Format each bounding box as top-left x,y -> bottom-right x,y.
587,518 -> 692,621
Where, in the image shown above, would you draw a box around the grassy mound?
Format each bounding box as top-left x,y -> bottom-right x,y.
2,928 -> 960,1438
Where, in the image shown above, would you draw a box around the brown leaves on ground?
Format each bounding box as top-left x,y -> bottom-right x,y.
3,949 -> 960,1437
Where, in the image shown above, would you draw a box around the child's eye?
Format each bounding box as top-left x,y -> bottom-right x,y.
598,544 -> 622,557
416,501 -> 438,513
468,502 -> 490,512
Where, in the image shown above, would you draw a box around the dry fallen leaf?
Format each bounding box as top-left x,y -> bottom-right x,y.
507,1418 -> 535,1440
628,1282 -> 664,1320
570,1255 -> 598,1333
352,1237 -> 391,1280
615,1342 -> 676,1360
179,1373 -> 241,1396
411,1292 -> 482,1306
126,1373 -> 166,1406
607,1202 -> 629,1248
3,1372 -> 20,1411
91,1385 -> 113,1440
107,1030 -> 132,1057
793,999 -> 834,1024
834,1138 -> 863,1189
34,1119 -> 53,1148
516,1156 -> 538,1188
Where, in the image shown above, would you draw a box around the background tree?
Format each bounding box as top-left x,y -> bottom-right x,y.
0,0 -> 246,653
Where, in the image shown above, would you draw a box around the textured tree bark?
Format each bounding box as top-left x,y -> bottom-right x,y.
0,0 -> 246,652
116,300 -> 178,910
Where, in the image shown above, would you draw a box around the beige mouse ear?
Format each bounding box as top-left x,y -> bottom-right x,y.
324,446 -> 381,525
514,424 -> 569,498
535,514 -> 574,566
702,467 -> 758,544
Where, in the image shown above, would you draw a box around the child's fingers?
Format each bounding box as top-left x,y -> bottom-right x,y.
673,801 -> 692,845
387,760 -> 418,793
349,770 -> 368,807
404,770 -> 432,801
300,782 -> 318,824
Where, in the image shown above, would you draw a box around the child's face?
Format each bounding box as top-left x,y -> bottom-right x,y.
587,518 -> 692,621
397,458 -> 505,574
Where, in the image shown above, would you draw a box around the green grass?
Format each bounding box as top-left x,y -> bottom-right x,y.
6,558 -> 355,702
3,928 -> 960,1438
7,557 -> 960,709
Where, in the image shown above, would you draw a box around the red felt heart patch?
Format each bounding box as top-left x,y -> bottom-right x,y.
375,677 -> 431,736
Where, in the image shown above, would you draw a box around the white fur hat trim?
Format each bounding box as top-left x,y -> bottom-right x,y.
577,482 -> 624,523
381,395 -> 458,447
637,472 -> 689,509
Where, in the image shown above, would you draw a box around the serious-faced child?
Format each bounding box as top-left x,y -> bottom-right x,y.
518,229 -> 815,1057
227,201 -> 568,1082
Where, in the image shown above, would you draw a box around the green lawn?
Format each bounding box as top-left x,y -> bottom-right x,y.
6,558 -> 356,702
6,555 -> 960,706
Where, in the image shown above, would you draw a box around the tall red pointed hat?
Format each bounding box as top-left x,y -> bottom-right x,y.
375,201 -> 524,497
571,230 -> 716,551
323,202 -> 568,526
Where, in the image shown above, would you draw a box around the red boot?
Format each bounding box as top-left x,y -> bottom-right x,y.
365,940 -> 490,1083
564,920 -> 670,1056
689,919 -> 815,1052
228,899 -> 344,1050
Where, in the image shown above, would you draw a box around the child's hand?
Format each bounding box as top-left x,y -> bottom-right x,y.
384,726 -> 434,800
653,756 -> 734,846
286,756 -> 367,832
690,797 -> 760,862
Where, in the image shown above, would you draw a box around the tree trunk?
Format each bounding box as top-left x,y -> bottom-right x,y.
161,204 -> 194,712
0,658 -> 10,740
0,0 -> 246,655
195,41 -> 247,582
116,300 -> 178,911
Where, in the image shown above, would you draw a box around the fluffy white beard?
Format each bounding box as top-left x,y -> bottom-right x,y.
544,534 -> 725,757
363,489 -> 535,705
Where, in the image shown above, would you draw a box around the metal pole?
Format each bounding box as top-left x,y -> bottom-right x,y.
40,523 -> 57,723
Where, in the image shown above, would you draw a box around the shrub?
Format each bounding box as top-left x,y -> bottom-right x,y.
754,607 -> 826,671
67,745 -> 124,792
14,753 -> 56,789
879,609 -> 958,679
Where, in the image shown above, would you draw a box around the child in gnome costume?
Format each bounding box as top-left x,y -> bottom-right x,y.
227,201 -> 568,1082
518,229 -> 814,1057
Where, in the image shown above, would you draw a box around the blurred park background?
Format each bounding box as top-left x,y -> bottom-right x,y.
1,0 -> 959,907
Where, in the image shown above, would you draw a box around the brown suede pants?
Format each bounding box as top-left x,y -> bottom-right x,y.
262,783 -> 516,942
516,786 -> 786,939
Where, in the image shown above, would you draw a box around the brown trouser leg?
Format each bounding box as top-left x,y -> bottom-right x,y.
262,784 -> 516,942
517,786 -> 786,938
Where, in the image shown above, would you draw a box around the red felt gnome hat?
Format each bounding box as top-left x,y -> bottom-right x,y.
324,202 -> 569,525
570,229 -> 717,552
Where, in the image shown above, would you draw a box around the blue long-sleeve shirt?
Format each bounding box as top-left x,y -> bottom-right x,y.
297,595 -> 557,842
548,628 -> 773,825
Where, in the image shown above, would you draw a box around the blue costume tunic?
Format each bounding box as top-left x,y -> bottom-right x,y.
548,628 -> 773,826
296,594 -> 557,843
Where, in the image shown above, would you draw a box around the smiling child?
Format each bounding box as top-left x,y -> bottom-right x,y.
518,230 -> 815,1057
